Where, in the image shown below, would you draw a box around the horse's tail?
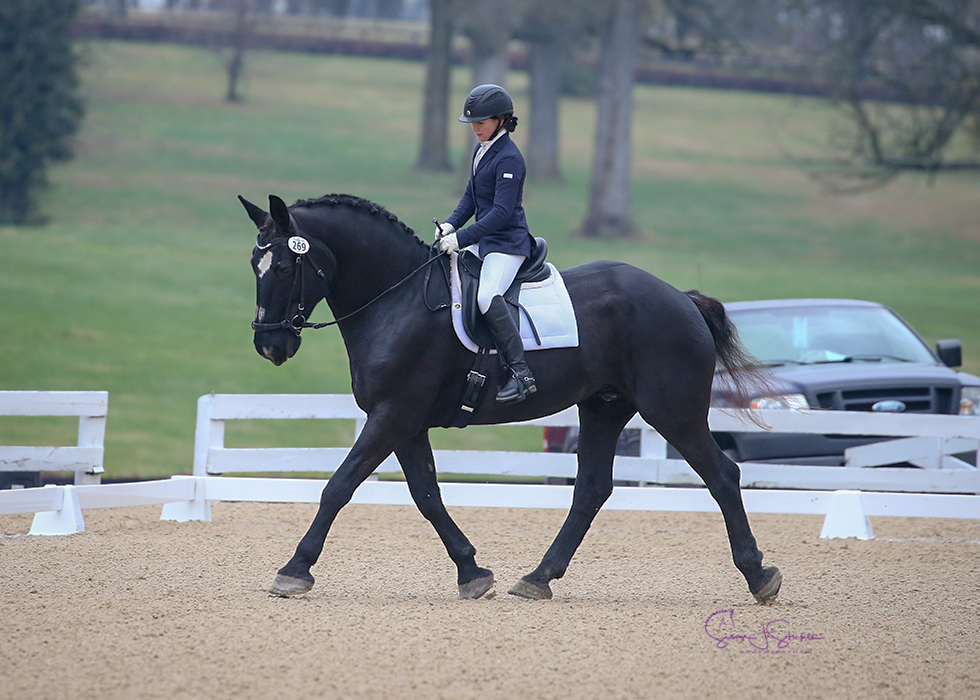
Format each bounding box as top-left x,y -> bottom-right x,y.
685,289 -> 775,426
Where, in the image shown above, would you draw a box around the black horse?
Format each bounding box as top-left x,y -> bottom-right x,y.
240,192 -> 782,604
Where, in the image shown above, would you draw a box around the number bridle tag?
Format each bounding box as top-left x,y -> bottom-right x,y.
288,236 -> 310,255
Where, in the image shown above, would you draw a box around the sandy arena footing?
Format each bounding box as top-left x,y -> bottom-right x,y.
2,502 -> 978,700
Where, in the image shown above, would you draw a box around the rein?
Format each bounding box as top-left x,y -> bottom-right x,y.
252,237 -> 447,336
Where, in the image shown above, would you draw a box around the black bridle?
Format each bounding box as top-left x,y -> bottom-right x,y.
251,234 -> 448,337
250,234 -> 330,336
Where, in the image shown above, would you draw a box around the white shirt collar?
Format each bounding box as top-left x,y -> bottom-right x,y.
478,128 -> 507,153
473,128 -> 506,173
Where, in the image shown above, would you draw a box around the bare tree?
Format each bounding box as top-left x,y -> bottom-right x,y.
310,0 -> 353,16
416,0 -> 459,171
525,36 -> 564,180
435,0 -> 516,173
582,0 -> 644,238
225,0 -> 253,103
789,0 -> 980,189
374,0 -> 405,19
518,0 -> 599,181
459,1 -> 514,87
107,0 -> 128,18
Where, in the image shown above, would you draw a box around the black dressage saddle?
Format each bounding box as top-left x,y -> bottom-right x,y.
457,237 -> 550,350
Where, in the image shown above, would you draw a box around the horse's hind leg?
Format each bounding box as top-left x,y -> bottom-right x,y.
396,430 -> 494,599
509,395 -> 635,600
664,422 -> 781,604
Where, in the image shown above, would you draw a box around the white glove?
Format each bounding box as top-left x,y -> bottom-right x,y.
439,232 -> 459,253
434,222 -> 455,240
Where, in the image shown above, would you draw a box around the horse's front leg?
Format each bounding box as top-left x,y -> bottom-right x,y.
269,414 -> 404,597
396,430 -> 494,599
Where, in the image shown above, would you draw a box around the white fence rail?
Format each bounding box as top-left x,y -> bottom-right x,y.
0,391 -> 108,486
3,475 -> 978,537
193,393 -> 980,495
4,392 -> 979,537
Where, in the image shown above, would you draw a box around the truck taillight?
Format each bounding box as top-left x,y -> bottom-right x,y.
543,426 -> 570,452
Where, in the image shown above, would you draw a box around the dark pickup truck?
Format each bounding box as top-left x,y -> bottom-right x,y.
545,298 -> 980,466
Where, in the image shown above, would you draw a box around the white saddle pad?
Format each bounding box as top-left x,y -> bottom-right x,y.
450,253 -> 579,353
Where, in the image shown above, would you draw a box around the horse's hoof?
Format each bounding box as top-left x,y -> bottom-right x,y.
269,573 -> 314,597
751,566 -> 782,605
459,573 -> 495,600
508,578 -> 553,600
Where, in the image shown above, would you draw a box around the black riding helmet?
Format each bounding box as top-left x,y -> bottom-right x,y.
459,84 -> 514,123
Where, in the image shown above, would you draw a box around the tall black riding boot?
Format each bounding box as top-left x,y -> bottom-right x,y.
483,295 -> 537,404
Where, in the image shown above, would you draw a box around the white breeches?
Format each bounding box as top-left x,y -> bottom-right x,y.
477,252 -> 525,314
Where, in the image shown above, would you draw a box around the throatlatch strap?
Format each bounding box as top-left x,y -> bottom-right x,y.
448,348 -> 492,428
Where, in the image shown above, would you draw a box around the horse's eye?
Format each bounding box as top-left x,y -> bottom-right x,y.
274,262 -> 294,279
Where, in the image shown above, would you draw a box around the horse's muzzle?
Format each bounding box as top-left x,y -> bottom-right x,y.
254,332 -> 301,366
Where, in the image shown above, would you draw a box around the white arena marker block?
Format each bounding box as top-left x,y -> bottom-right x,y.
160,477 -> 212,522
820,490 -> 874,540
29,485 -> 85,536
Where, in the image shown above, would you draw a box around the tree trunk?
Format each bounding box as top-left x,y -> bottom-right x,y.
582,0 -> 641,238
526,37 -> 563,181
457,2 -> 512,169
471,49 -> 509,89
464,1 -> 511,88
375,0 -> 404,20
0,180 -> 31,226
416,0 -> 455,171
108,0 -> 127,19
225,0 -> 250,103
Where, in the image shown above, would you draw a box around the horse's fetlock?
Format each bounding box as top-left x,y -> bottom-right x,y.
733,548 -> 764,576
277,564 -> 314,585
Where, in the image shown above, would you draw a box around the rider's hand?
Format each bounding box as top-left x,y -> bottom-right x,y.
439,233 -> 459,253
434,222 -> 455,240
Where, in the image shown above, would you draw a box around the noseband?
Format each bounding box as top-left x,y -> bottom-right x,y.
251,233 -> 448,337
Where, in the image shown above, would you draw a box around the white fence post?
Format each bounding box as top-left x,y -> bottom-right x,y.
637,426 -> 667,487
193,394 -> 222,477
74,414 -> 107,485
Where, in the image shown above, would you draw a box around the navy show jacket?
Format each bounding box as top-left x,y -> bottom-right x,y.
447,132 -> 534,259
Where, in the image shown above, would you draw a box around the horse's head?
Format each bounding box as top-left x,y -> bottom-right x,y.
240,194 -> 335,366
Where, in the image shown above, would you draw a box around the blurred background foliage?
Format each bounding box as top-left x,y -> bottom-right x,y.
1,1 -> 978,479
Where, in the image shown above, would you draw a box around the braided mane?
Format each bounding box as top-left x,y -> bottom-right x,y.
291,193 -> 417,238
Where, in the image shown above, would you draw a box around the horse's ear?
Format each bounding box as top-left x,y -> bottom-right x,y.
238,195 -> 268,229
269,195 -> 293,235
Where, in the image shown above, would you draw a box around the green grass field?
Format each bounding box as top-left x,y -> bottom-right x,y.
2,40 -> 978,479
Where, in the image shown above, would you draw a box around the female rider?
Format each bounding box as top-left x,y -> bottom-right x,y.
436,84 -> 537,404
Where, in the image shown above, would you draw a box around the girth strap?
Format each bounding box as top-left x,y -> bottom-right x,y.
446,348 -> 493,428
